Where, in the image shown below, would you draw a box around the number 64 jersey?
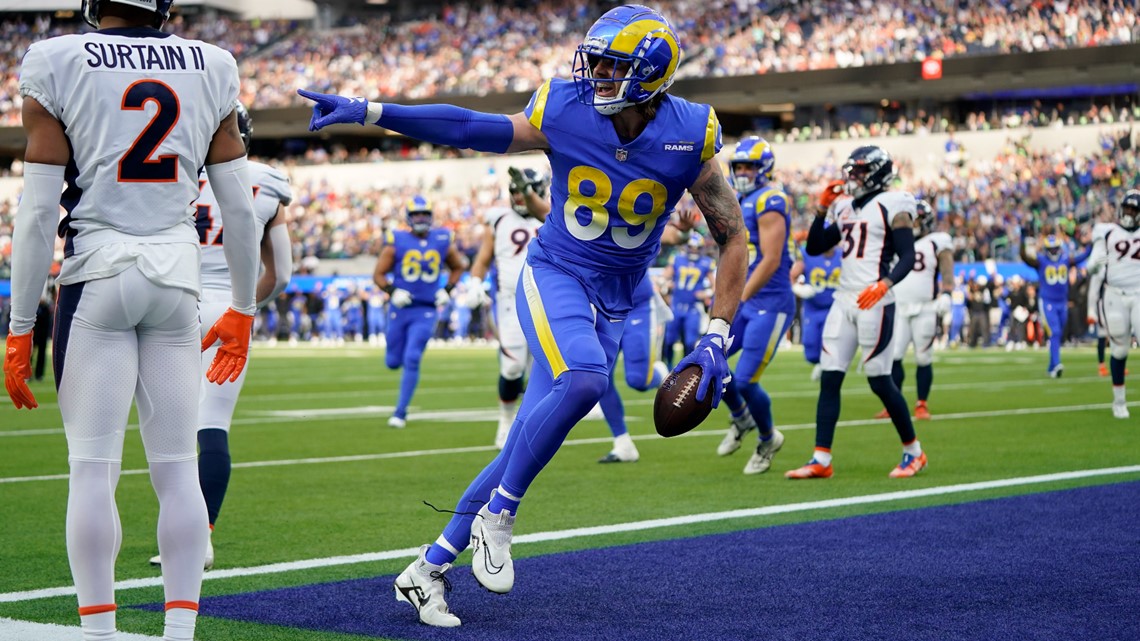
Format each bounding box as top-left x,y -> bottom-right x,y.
19,29 -> 239,262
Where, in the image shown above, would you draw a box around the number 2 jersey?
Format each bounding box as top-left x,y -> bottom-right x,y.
828,190 -> 917,300
19,28 -> 239,261
523,78 -> 720,316
386,228 -> 454,305
197,161 -> 293,292
485,206 -> 542,296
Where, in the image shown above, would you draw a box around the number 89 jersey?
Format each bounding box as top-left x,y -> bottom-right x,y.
830,191 -> 917,295
18,29 -> 239,255
523,79 -> 719,314
386,228 -> 454,305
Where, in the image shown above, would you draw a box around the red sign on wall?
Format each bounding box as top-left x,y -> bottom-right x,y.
921,57 -> 942,80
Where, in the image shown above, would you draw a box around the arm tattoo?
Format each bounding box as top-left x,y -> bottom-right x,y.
689,161 -> 744,246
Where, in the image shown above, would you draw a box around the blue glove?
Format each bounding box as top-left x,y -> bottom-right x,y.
297,89 -> 368,131
673,321 -> 734,408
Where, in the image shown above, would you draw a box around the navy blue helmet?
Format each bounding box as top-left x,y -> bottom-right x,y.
842,146 -> 894,199
234,102 -> 252,155
83,0 -> 175,29
1121,189 -> 1140,231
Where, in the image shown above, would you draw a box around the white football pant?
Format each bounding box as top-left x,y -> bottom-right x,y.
892,303 -> 937,367
199,290 -> 247,431
1102,287 -> 1140,360
820,294 -> 897,378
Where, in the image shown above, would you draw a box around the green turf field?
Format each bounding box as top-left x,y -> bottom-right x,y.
2,344 -> 1138,640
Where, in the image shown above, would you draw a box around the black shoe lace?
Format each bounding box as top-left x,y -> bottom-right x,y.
423,499 -> 486,519
429,569 -> 453,594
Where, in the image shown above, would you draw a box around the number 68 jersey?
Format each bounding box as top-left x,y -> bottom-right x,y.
18,29 -> 240,255
828,190 -> 918,297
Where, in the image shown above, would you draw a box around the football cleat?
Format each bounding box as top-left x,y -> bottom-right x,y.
598,433 -> 639,463
1049,364 -> 1064,379
785,459 -> 833,479
470,503 -> 515,594
1113,403 -> 1130,419
874,408 -> 890,419
394,545 -> 461,627
1099,363 -> 1109,377
494,416 -> 512,450
914,401 -> 931,420
716,412 -> 758,456
388,416 -> 407,429
743,429 -> 784,475
149,530 -> 214,570
889,451 -> 928,478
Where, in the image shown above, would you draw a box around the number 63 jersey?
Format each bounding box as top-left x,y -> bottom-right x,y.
19,29 -> 240,255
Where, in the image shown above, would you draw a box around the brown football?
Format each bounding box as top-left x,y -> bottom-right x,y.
654,364 -> 714,437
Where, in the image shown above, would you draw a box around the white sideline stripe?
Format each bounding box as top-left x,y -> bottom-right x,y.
0,617 -> 162,640
3,464 -> 1139,605
2,400 -> 1136,485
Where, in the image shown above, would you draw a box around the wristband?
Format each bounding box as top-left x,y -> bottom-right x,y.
707,318 -> 731,341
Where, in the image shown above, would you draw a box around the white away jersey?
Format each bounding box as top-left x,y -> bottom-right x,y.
1091,223 -> 1140,291
894,232 -> 952,304
829,190 -> 917,294
19,28 -> 240,255
486,206 -> 542,294
199,162 -> 292,291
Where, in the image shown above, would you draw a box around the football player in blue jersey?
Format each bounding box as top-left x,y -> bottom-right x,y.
301,4 -> 747,627
714,136 -> 795,476
1020,231 -> 1091,377
374,196 -> 468,428
663,233 -> 715,367
791,241 -> 841,381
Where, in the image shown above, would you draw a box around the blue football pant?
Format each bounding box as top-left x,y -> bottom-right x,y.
801,304 -> 829,365
600,299 -> 666,437
385,304 -> 438,419
1040,300 -> 1067,372
664,305 -> 702,367
723,305 -> 794,436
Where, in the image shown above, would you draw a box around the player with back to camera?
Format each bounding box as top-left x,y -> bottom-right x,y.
873,199 -> 953,421
3,0 -> 260,639
300,3 -> 747,627
1086,189 -> 1140,419
714,136 -> 794,476
148,103 -> 294,570
467,167 -> 549,449
785,146 -> 927,480
374,196 -> 469,429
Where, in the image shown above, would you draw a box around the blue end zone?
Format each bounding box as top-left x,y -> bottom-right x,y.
140,482 -> 1140,640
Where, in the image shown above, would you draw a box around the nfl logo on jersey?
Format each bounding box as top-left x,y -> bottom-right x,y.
615,148 -> 628,162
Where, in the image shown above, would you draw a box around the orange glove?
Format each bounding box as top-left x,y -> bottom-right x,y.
4,332 -> 38,409
857,280 -> 890,310
201,308 -> 255,384
818,180 -> 846,211
1087,316 -> 1098,327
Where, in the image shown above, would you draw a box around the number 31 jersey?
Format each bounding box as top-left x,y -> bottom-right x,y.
19,28 -> 240,255
829,190 -> 917,296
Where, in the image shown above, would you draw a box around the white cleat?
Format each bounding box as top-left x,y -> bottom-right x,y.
717,412 -> 758,456
394,545 -> 461,627
470,503 -> 515,594
494,416 -> 512,450
1049,364 -> 1064,379
1113,403 -> 1130,419
652,361 -> 670,385
149,530 -> 214,570
598,433 -> 639,463
388,416 -> 407,429
743,429 -> 785,475
810,364 -> 822,381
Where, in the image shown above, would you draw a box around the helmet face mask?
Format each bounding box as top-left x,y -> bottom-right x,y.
82,0 -> 174,29
406,195 -> 433,235
234,102 -> 253,156
1120,190 -> 1140,231
1043,236 -> 1063,261
572,5 -> 680,115
508,168 -> 547,215
914,200 -> 934,236
686,233 -> 703,259
842,146 -> 894,200
730,136 -> 775,194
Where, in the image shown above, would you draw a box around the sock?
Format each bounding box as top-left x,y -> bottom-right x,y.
487,486 -> 522,515
740,382 -> 773,439
868,375 -> 917,444
149,460 -> 208,613
815,371 -> 845,450
67,461 -> 123,621
1111,356 -> 1128,386
598,374 -> 627,437
1098,337 -> 1107,364
614,432 -> 635,452
425,536 -> 460,566
197,429 -> 231,526
163,604 -> 198,641
916,364 -> 933,403
78,606 -> 116,641
1114,385 -> 1127,405
812,448 -> 832,466
723,379 -> 746,416
394,359 -> 420,418
499,399 -> 517,419
903,439 -> 923,457
891,360 -> 904,392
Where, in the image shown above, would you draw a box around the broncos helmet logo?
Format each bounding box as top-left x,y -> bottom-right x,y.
572,5 -> 681,115
83,0 -> 175,29
730,136 -> 775,194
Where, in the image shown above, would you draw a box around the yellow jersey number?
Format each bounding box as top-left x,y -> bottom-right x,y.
564,166 -> 668,249
677,266 -> 703,290
1043,264 -> 1067,285
809,267 -> 840,290
401,249 -> 441,283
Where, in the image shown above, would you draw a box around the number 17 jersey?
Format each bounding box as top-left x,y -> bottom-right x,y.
19,28 -> 240,256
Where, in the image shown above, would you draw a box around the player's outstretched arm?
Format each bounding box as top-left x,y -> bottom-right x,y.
1069,240 -> 1093,266
5,97 -> 67,409
806,181 -> 844,256
257,207 -> 293,308
297,89 -> 549,154
1019,234 -> 1040,268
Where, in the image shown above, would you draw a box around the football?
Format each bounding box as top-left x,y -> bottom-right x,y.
654,364 -> 714,437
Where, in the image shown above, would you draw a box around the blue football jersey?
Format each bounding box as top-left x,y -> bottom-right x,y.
741,184 -> 793,304
387,228 -> 453,304
523,78 -> 720,315
1037,248 -> 1070,303
670,253 -> 715,309
801,246 -> 841,309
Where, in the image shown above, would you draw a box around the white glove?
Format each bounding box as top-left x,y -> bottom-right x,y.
935,292 -> 952,315
792,282 -> 817,300
435,288 -> 452,307
464,286 -> 488,309
391,288 -> 413,308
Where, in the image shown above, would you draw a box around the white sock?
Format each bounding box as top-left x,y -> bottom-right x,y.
614,432 -> 633,449
494,486 -> 522,503
67,460 -> 123,616
812,449 -> 832,466
79,609 -> 116,641
904,440 -> 923,457
500,400 -> 517,418
1114,385 -> 1127,404
163,606 -> 198,641
150,460 -> 208,611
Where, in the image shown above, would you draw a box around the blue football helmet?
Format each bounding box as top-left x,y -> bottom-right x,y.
915,199 -> 934,236
1120,189 -> 1140,231
730,136 -> 775,194
1042,235 -> 1063,261
406,195 -> 433,235
686,232 -> 703,259
83,0 -> 175,29
234,101 -> 252,156
842,146 -> 894,199
572,5 -> 681,115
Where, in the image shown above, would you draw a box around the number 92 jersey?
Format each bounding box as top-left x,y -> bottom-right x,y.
18,29 -> 239,254
524,78 -> 720,316
386,228 -> 454,305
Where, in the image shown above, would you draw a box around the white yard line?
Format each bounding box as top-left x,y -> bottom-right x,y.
2,400 -> 1135,485
0,617 -> 162,640
2,464 -> 1138,605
